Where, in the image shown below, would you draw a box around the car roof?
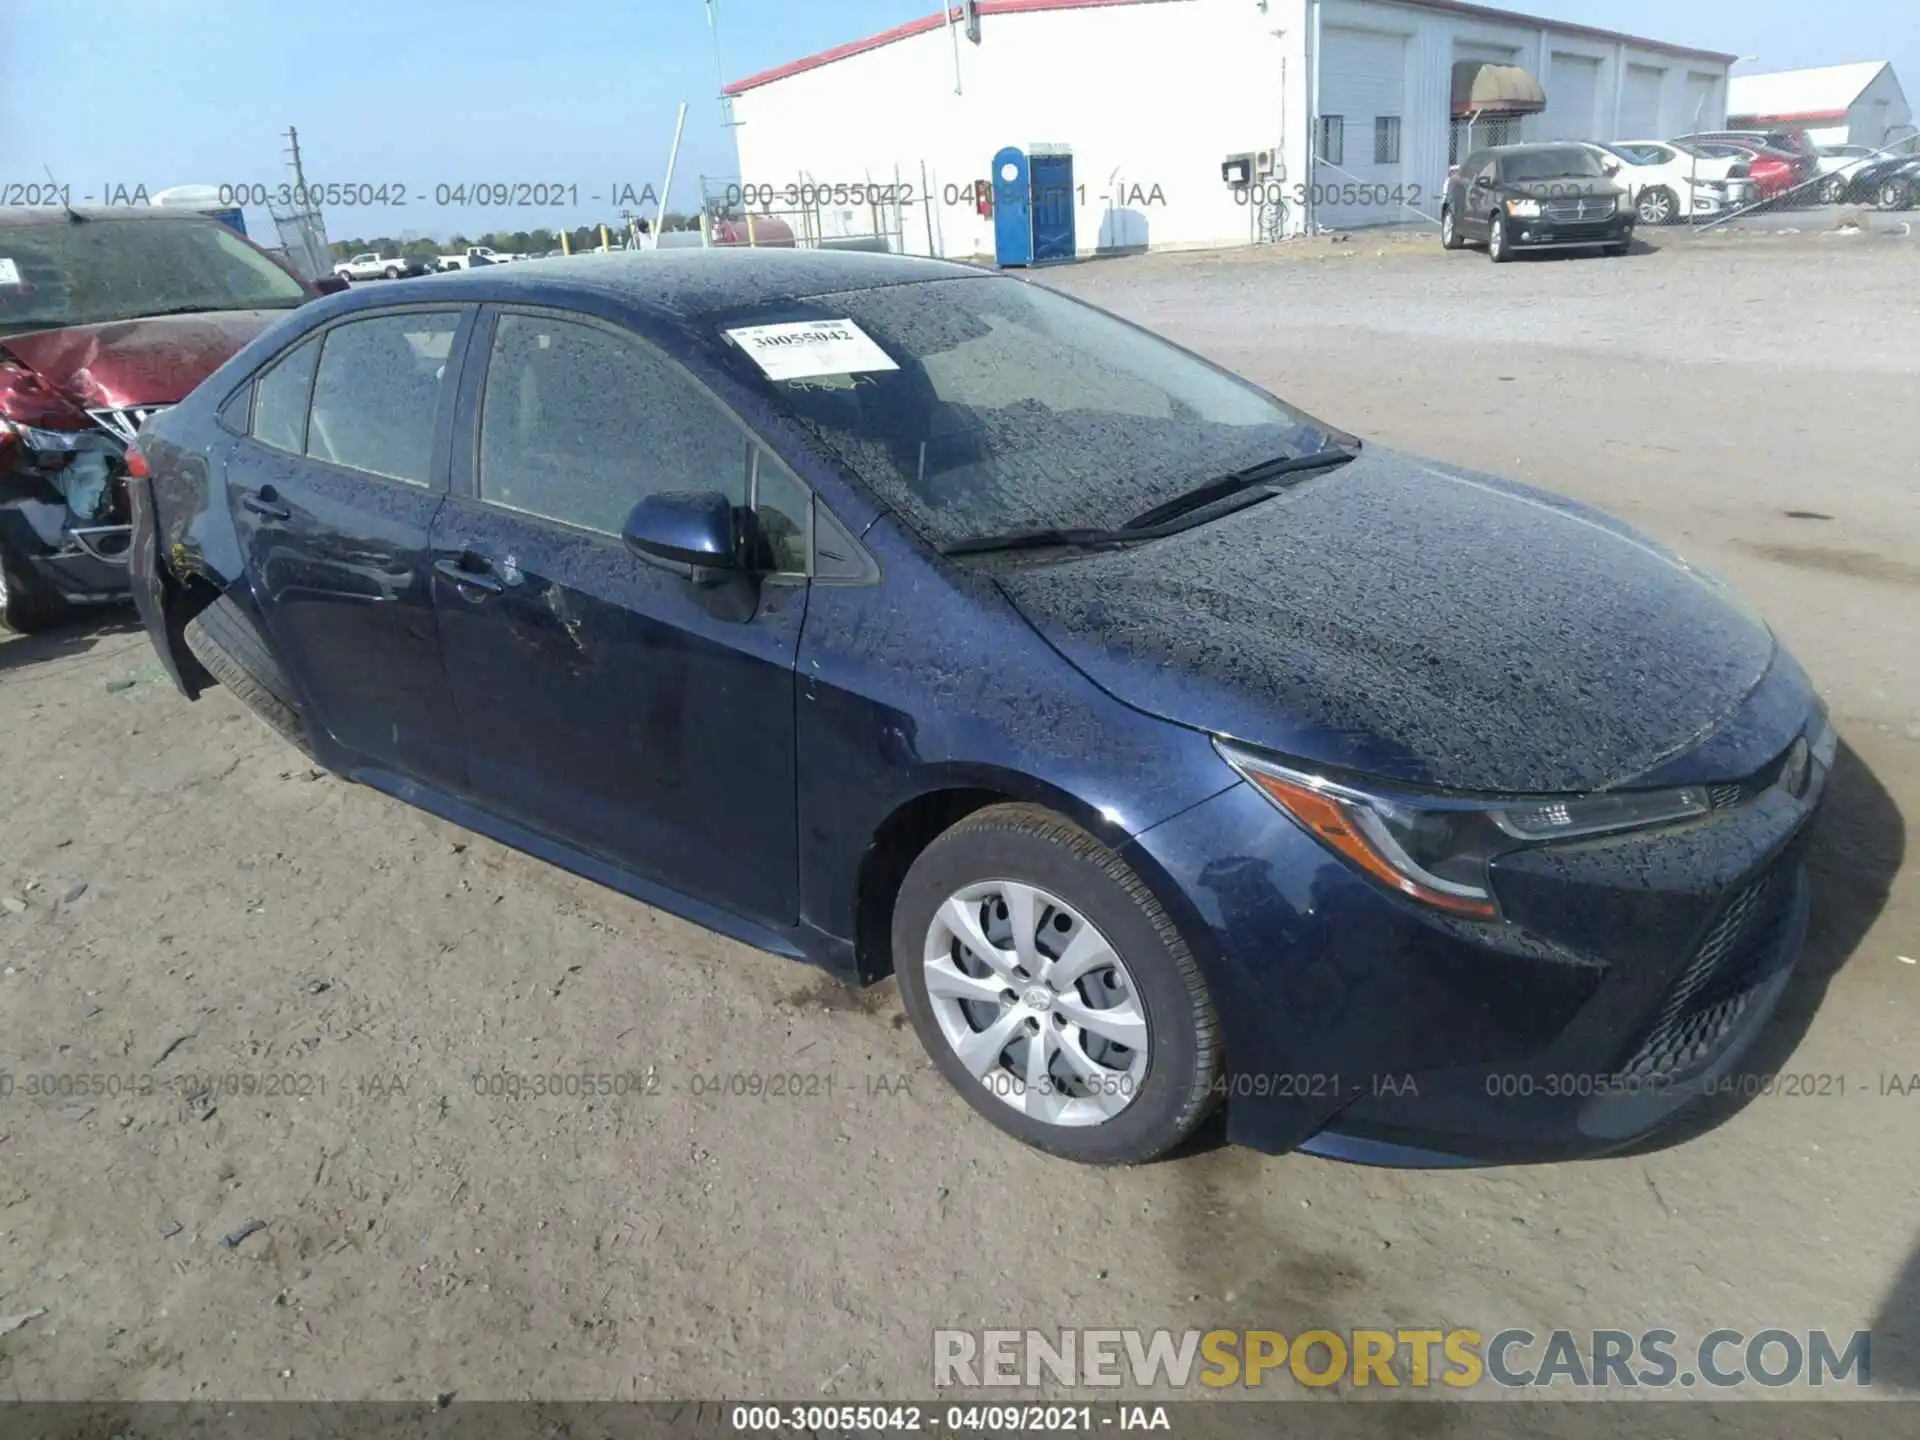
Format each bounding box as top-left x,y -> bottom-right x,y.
335,248 -> 989,321
0,205 -> 213,227
1483,142 -> 1598,155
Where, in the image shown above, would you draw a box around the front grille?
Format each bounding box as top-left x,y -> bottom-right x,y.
1542,197 -> 1616,223
1615,865 -> 1797,1083
84,404 -> 171,447
1708,782 -> 1745,809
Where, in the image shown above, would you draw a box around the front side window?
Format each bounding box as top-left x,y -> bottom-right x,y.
707,277 -> 1320,549
0,217 -> 307,338
251,336 -> 321,454
478,313 -> 750,536
306,310 -> 460,486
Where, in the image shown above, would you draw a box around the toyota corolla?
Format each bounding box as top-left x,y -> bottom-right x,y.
126,251 -> 1830,1166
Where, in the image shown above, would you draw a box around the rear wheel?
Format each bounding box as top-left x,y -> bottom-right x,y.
383,266 -> 401,279
0,541 -> 71,635
1880,178 -> 1914,210
892,804 -> 1220,1164
184,595 -> 311,755
1488,213 -> 1512,263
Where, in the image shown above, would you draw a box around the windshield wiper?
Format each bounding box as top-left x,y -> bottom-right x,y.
1119,445 -> 1360,531
940,524 -> 1148,557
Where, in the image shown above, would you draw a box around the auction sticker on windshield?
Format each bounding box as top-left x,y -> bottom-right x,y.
0,259 -> 21,286
725,318 -> 898,381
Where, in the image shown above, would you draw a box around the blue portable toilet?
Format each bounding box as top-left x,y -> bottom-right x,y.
1028,146 -> 1075,264
991,147 -> 1032,268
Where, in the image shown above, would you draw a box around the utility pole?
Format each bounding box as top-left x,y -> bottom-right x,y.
284,126 -> 309,190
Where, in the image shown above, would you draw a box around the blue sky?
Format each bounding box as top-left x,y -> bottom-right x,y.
3,0 -> 1913,241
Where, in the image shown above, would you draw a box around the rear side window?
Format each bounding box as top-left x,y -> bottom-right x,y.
251,337 -> 320,454
306,310 -> 461,486
477,312 -> 750,535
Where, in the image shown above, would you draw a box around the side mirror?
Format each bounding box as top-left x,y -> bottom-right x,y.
311,274 -> 349,296
1603,160 -> 1622,176
622,491 -> 740,583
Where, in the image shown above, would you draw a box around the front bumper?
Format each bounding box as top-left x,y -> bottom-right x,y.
1511,214 -> 1635,249
1123,688 -> 1828,1164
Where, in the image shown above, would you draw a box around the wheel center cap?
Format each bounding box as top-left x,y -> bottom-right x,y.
1022,985 -> 1053,1012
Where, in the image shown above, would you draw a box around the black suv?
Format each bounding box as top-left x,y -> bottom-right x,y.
1441,144 -> 1634,262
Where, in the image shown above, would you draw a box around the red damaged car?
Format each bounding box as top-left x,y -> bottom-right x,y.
0,207 -> 334,633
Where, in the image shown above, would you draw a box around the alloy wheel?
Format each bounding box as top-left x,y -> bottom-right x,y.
922,880 -> 1149,1127
1638,189 -> 1673,225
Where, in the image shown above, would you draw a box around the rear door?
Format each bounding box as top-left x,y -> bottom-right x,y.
226,305 -> 473,789
429,305 -> 810,925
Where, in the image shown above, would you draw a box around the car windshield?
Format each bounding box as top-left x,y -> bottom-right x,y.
1500,148 -> 1608,182
0,216 -> 307,337
707,276 -> 1324,547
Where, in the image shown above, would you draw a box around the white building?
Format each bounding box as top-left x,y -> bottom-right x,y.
1728,62 -> 1913,151
723,0 -> 1734,254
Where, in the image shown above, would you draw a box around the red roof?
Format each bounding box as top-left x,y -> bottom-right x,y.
725,0 -> 1735,96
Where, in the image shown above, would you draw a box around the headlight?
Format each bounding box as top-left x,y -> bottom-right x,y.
1215,740 -> 1712,921
1506,198 -> 1543,218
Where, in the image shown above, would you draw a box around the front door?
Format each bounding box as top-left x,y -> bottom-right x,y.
430,307 -> 811,926
226,306 -> 471,789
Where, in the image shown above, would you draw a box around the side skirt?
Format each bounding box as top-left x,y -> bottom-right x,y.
350,765 -> 858,980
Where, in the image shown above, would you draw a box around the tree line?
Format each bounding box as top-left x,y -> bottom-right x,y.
328,215 -> 700,261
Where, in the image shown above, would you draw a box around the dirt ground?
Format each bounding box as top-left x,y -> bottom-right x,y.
0,227 -> 1916,1418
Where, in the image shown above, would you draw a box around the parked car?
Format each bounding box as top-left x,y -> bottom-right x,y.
1592,140 -> 1760,224
1441,144 -> 1634,261
437,246 -> 506,271
1825,154 -> 1920,209
125,250 -> 1829,1165
1676,132 -> 1820,199
1670,139 -> 1799,202
0,206 -> 333,633
1813,143 -> 1882,203
333,251 -> 432,282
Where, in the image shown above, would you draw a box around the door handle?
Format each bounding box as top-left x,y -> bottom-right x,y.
434,556 -> 504,594
241,489 -> 291,520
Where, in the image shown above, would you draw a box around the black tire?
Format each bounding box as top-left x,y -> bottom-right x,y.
892,803 -> 1220,1164
183,595 -> 311,754
1819,175 -> 1848,205
1440,204 -> 1464,250
383,266 -> 400,279
1488,213 -> 1511,263
0,540 -> 71,635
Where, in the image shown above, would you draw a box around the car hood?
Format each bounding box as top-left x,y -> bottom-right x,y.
0,310 -> 285,409
991,450 -> 1777,795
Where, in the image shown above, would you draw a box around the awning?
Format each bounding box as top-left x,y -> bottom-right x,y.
1451,62 -> 1547,118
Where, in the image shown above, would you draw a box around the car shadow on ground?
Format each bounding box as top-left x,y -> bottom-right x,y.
1616,737 -> 1905,1155
0,610 -> 144,675
1871,1234 -> 1920,1391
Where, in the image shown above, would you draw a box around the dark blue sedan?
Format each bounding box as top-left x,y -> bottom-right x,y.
126,250 -> 1831,1165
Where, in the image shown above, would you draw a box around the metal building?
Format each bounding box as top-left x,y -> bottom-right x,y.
723,0 -> 1733,256
1728,62 -> 1914,152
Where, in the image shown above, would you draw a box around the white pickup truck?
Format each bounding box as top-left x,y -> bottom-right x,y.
436,246 -> 510,271
332,252 -> 423,281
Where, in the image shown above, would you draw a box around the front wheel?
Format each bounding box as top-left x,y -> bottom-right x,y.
1440,205 -> 1464,250
1636,186 -> 1676,226
892,804 -> 1220,1164
1488,213 -> 1511,263
1819,175 -> 1848,205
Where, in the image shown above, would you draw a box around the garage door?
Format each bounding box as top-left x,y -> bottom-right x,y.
1622,64 -> 1666,138
1683,71 -> 1722,132
1315,26 -> 1408,229
1547,53 -> 1602,141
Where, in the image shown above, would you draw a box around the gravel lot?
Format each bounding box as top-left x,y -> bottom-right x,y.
0,227 -> 1915,1424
